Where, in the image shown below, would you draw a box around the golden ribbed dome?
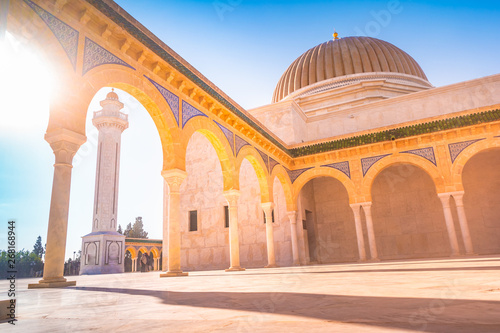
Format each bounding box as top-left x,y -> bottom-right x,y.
273,36 -> 429,103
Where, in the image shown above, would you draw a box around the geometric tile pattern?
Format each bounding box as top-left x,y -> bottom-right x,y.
181,100 -> 207,128
285,167 -> 313,183
257,149 -> 269,172
235,135 -> 250,157
269,157 -> 280,174
144,76 -> 179,126
83,37 -> 135,75
215,121 -> 234,155
322,161 -> 351,178
361,154 -> 391,176
401,147 -> 437,166
448,139 -> 485,163
24,0 -> 79,69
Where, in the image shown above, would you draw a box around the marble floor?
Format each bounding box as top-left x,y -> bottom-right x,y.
2,256 -> 500,332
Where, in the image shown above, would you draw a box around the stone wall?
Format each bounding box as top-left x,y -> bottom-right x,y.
371,164 -> 451,259
462,149 -> 500,254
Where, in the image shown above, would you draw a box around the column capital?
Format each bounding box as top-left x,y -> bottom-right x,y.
45,128 -> 86,166
287,210 -> 297,223
349,203 -> 362,215
437,192 -> 452,208
360,202 -> 373,209
261,202 -> 274,214
162,169 -> 187,192
223,190 -> 240,206
449,191 -> 466,205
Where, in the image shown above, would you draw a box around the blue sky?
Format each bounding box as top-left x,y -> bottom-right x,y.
0,0 -> 499,259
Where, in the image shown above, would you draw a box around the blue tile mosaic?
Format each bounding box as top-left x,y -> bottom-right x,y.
322,161 -> 351,179
269,157 -> 280,174
256,149 -> 269,172
181,100 -> 207,128
215,121 -> 234,154
82,37 -> 135,75
144,76 -> 179,126
448,139 -> 485,163
24,0 -> 78,69
285,167 -> 313,183
235,135 -> 251,157
361,154 -> 391,176
401,147 -> 437,166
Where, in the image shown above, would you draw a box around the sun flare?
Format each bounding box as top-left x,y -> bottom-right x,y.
0,32 -> 54,134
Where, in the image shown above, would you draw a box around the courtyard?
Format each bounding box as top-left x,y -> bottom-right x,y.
3,255 -> 500,332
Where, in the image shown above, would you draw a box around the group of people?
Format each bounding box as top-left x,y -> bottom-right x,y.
140,252 -> 154,272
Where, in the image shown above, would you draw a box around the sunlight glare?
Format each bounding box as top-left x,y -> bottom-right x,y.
0,32 -> 54,134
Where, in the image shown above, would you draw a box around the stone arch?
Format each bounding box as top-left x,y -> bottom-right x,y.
450,137 -> 500,191
361,153 -> 445,202
149,247 -> 160,259
181,117 -> 236,191
270,164 -> 294,211
235,145 -> 270,203
138,247 -> 149,255
293,167 -> 357,204
76,67 -> 184,171
125,246 -> 137,258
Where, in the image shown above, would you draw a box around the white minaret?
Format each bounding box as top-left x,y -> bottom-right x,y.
81,89 -> 128,274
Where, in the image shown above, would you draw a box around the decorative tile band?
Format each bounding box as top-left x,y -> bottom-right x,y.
215,121 -> 234,155
401,147 -> 437,166
285,167 -> 313,183
448,139 -> 485,163
235,135 -> 250,157
257,149 -> 269,172
322,161 -> 351,179
181,100 -> 207,128
24,0 -> 79,69
269,157 -> 279,174
83,37 -> 135,75
361,154 -> 391,176
145,76 -> 179,126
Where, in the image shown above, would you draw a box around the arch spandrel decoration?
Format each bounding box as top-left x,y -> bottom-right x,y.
448,139 -> 486,163
182,100 -> 208,128
235,135 -> 251,157
82,37 -> 135,75
215,121 -> 235,155
361,154 -> 392,176
401,147 -> 437,166
145,75 -> 180,126
322,161 -> 351,179
23,0 -> 79,69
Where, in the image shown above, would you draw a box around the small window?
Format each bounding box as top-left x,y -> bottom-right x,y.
189,210 -> 198,232
263,210 -> 275,223
224,205 -> 229,228
302,220 -> 307,230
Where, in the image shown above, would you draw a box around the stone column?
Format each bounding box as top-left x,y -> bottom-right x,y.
262,202 -> 277,268
160,169 -> 188,277
350,203 -> 367,261
287,211 -> 300,265
224,190 -> 245,271
361,202 -> 379,260
451,191 -> 475,255
132,258 -> 137,272
29,129 -> 86,289
438,193 -> 461,256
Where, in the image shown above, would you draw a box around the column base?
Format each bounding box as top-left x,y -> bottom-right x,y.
465,252 -> 479,256
292,262 -> 301,266
368,258 -> 381,262
28,277 -> 76,289
264,264 -> 278,268
225,266 -> 246,272
160,271 -> 189,277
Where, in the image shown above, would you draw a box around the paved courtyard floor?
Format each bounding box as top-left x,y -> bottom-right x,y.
1,256 -> 500,332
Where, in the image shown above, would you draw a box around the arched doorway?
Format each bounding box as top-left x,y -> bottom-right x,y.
371,164 -> 449,259
462,148 -> 500,254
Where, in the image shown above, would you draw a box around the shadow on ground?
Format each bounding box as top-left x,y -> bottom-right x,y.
72,285 -> 500,333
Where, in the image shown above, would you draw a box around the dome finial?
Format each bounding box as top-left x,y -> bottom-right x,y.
333,29 -> 340,41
